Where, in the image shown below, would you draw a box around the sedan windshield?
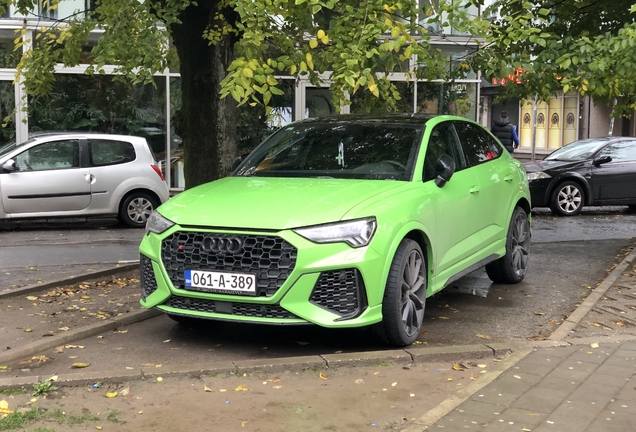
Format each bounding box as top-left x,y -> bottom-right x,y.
545,138 -> 612,162
234,120 -> 423,181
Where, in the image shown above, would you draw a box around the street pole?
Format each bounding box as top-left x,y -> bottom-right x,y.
531,95 -> 538,162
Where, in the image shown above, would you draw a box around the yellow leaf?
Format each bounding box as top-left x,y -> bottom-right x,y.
156,377 -> 163,382
242,421 -> 248,427
163,339 -> 171,343
319,372 -> 328,380
317,29 -> 325,39
235,384 -> 249,392
309,39 -> 318,49
242,68 -> 253,78
476,334 -> 492,340
320,35 -> 330,44
272,385 -> 282,389
71,363 -> 90,368
96,427 -> 102,430
25,328 -> 32,332
26,296 -> 38,301
355,379 -> 364,384
105,392 -> 118,398
452,363 -> 466,371
30,397 -> 38,402
447,378 -> 453,381
391,382 -> 397,387
477,364 -> 487,368
204,385 -> 212,392
590,342 -> 599,349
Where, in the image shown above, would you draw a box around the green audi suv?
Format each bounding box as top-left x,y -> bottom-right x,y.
139,114 -> 531,346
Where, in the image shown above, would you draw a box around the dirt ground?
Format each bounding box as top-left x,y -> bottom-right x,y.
1,355 -> 500,432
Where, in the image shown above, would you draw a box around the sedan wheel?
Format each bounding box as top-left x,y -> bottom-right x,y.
375,239 -> 427,346
550,181 -> 584,216
119,193 -> 158,228
486,206 -> 531,284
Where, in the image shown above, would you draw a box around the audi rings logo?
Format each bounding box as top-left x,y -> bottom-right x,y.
200,236 -> 243,254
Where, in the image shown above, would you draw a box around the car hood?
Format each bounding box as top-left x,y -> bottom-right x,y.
524,159 -> 587,173
159,177 -> 404,230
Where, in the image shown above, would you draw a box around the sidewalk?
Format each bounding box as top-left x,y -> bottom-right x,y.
0,244 -> 635,431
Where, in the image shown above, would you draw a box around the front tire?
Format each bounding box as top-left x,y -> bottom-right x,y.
550,181 -> 584,216
119,193 -> 158,228
486,207 -> 530,284
375,239 -> 427,347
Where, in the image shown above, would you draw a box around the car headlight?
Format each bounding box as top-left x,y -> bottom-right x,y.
527,171 -> 552,181
293,217 -> 377,248
145,210 -> 175,235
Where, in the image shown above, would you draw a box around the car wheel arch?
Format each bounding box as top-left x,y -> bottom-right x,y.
375,226 -> 431,304
547,174 -> 592,206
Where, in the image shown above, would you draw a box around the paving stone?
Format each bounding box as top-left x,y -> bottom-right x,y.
492,407 -> 545,427
620,341 -> 636,351
511,387 -> 571,413
615,384 -> 636,402
452,399 -> 503,417
567,350 -> 613,365
584,413 -> 636,432
545,363 -> 597,382
509,360 -> 557,377
566,381 -> 622,405
586,372 -> 634,388
543,400 -> 601,432
434,411 -> 492,429
595,362 -> 635,377
520,346 -> 579,365
535,376 -> 581,391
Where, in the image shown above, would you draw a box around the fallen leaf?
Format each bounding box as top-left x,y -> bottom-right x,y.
534,311 -> 546,316
391,382 -> 398,387
514,375 -> 521,379
219,389 -> 227,392
235,384 -> 249,392
96,427 -> 102,431
447,378 -> 453,381
409,393 -> 415,397
156,377 -> 163,382
25,328 -> 32,333
477,364 -> 487,368
30,397 -> 38,403
138,411 -> 143,414
438,316 -> 449,320
49,375 -> 58,382
613,321 -> 627,327
272,385 -> 282,389
54,346 -> 64,353
241,421 -> 248,427
319,372 -> 328,380
71,363 -> 90,368
105,392 -> 118,398
452,363 -> 466,371
204,385 -> 212,392
163,339 -> 171,343
476,334 -> 492,340
0,400 -> 13,418
470,374 -> 478,380
355,379 -> 364,384
120,387 -> 130,396
115,329 -> 128,334
590,342 -> 599,349
26,296 -> 38,301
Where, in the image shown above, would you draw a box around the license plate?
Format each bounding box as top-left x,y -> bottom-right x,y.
184,270 -> 257,295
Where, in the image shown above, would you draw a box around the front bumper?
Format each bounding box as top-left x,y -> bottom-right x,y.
528,179 -> 551,208
138,226 -> 386,328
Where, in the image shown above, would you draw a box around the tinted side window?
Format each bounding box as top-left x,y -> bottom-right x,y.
423,122 -> 466,182
454,121 -> 502,166
89,140 -> 136,166
14,140 -> 80,171
597,141 -> 636,162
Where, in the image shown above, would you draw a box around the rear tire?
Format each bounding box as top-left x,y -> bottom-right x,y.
119,192 -> 158,228
486,207 -> 530,284
374,239 -> 427,347
550,181 -> 584,216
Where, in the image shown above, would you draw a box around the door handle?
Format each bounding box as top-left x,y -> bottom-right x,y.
84,174 -> 96,184
504,174 -> 514,182
469,186 -> 480,194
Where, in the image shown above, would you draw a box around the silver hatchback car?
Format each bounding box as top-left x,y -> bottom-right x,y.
0,133 -> 170,228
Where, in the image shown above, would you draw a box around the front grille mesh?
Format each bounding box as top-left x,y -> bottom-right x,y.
164,295 -> 297,319
161,232 -> 297,297
310,269 -> 362,316
140,255 -> 158,300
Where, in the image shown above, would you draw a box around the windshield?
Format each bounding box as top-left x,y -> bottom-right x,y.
234,120 -> 423,180
545,138 -> 612,161
0,138 -> 36,160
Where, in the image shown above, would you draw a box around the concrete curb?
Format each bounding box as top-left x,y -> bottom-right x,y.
550,245 -> 636,341
0,263 -> 138,299
0,309 -> 162,365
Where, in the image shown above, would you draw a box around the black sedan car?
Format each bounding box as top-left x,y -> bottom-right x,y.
524,137 -> 636,216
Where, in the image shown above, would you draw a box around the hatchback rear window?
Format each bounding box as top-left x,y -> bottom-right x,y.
89,139 -> 136,166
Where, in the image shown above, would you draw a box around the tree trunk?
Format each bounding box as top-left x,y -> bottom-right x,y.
171,0 -> 239,189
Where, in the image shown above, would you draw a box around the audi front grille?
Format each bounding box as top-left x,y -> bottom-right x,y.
161,232 -> 297,297
164,295 -> 298,319
140,255 -> 159,300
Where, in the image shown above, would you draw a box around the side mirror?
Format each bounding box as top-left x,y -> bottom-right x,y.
434,154 -> 456,188
592,155 -> 612,166
1,159 -> 16,173
231,153 -> 250,172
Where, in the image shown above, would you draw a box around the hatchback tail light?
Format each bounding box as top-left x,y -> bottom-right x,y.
151,164 -> 165,181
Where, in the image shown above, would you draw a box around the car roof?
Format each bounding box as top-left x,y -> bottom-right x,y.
28,132 -> 147,143
294,113 -> 447,126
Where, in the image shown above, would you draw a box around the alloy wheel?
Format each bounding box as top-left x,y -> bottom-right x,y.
510,211 -> 530,277
556,184 -> 582,214
400,249 -> 426,338
127,197 -> 154,224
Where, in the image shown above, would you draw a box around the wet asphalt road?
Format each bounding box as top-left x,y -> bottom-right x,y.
0,206 -> 635,366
